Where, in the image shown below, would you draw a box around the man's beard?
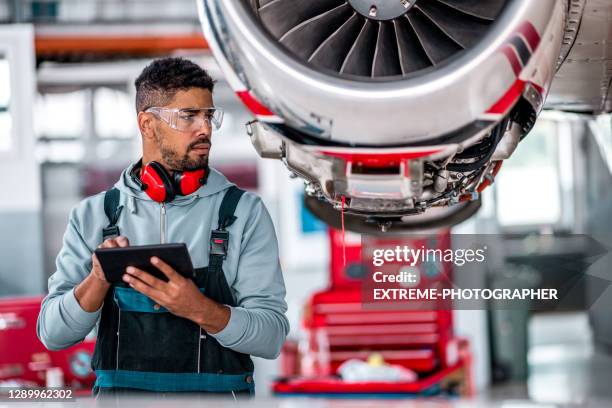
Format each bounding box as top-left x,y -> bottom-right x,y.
155,133 -> 209,172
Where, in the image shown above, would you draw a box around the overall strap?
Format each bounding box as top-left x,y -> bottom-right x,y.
102,188 -> 124,241
209,186 -> 246,274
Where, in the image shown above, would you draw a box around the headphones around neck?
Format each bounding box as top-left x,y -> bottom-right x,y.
131,160 -> 207,203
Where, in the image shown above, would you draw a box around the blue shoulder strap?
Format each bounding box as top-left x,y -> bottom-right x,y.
102,188 -> 123,241
209,186 -> 245,271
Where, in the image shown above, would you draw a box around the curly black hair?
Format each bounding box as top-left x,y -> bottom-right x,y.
134,57 -> 216,112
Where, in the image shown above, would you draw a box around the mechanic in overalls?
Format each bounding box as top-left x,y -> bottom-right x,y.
36,58 -> 289,398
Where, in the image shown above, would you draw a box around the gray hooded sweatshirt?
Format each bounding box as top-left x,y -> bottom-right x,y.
37,163 -> 289,360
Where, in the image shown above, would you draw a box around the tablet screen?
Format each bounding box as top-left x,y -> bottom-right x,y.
95,243 -> 195,283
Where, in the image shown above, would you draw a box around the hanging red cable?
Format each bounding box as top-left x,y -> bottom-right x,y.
341,195 -> 346,267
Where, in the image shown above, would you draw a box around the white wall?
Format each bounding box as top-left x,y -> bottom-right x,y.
0,24 -> 45,295
0,25 -> 40,212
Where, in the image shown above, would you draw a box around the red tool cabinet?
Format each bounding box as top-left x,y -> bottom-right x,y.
273,228 -> 473,397
0,296 -> 96,393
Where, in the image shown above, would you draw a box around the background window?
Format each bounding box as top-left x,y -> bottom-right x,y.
35,90 -> 87,139
496,119 -> 563,227
94,87 -> 136,139
0,55 -> 11,151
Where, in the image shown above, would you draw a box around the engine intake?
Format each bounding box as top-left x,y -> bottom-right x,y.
252,0 -> 508,79
199,0 -> 565,232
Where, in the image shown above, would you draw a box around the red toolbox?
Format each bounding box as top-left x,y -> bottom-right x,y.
0,296 -> 96,392
273,229 -> 473,397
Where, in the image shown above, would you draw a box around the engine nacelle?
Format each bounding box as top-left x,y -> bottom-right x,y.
199,0 -> 566,232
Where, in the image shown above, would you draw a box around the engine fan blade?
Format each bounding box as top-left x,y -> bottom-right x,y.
393,18 -> 433,74
406,10 -> 463,64
250,0 -> 508,79
372,22 -> 402,77
247,0 -> 259,13
258,0 -> 345,38
280,4 -> 354,61
416,1 -> 491,49
309,13 -> 365,73
435,0 -> 506,21
340,19 -> 378,77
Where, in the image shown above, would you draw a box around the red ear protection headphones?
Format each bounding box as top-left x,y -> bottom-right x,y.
132,161 -> 207,203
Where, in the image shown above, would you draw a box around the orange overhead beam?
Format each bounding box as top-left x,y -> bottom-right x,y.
35,34 -> 209,55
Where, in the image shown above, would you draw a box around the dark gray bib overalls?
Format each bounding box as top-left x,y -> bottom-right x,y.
91,186 -> 255,394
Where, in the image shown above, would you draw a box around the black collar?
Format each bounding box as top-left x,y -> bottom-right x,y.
129,159 -> 145,190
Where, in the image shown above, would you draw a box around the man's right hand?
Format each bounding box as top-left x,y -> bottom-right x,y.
91,236 -> 130,283
74,236 -> 130,312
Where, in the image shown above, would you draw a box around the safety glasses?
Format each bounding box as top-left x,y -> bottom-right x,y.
145,107 -> 224,132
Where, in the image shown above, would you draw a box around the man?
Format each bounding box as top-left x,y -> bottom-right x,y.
36,58 -> 289,397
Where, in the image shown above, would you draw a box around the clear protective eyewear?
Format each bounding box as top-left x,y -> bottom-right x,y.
145,107 -> 224,132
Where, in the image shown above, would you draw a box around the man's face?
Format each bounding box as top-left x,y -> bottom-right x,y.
151,88 -> 214,172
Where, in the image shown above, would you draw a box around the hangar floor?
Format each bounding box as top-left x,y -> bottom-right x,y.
8,313 -> 609,407
487,312 -> 612,406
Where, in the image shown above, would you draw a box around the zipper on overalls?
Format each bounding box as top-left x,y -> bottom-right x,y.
116,309 -> 121,370
198,328 -> 207,372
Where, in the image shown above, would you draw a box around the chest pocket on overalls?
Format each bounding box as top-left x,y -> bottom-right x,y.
113,285 -> 206,373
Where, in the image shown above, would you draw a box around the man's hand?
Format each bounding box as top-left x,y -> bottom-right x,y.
91,236 -> 130,283
123,257 -> 230,334
74,236 -> 130,312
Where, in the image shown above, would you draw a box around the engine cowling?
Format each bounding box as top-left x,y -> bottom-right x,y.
198,0 -> 566,232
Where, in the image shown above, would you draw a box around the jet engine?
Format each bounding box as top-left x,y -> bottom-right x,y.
198,0 -> 566,233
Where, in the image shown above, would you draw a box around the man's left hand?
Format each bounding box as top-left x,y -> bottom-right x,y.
123,257 -> 230,333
